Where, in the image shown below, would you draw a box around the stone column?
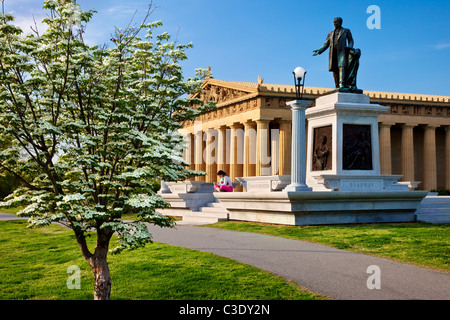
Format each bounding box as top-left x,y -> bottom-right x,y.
229,123 -> 244,188
243,121 -> 256,177
256,119 -> 271,176
400,124 -> 416,182
194,130 -> 205,181
278,120 -> 292,176
445,126 -> 450,190
379,122 -> 394,175
217,126 -> 229,176
423,125 -> 439,191
284,100 -> 311,192
187,132 -> 196,180
271,127 -> 280,175
205,129 -> 217,183
182,133 -> 189,167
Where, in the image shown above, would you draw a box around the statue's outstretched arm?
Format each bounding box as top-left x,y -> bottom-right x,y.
313,36 -> 330,56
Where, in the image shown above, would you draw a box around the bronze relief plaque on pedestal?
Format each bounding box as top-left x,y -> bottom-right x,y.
312,125 -> 332,171
343,124 -> 373,170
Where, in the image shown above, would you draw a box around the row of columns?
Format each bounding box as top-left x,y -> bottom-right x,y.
185,119 -> 292,185
379,123 -> 450,190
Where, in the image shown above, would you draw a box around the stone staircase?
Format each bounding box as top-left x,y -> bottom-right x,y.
415,196 -> 450,224
181,198 -> 229,225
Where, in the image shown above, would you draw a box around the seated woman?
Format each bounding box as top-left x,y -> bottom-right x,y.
214,170 -> 233,192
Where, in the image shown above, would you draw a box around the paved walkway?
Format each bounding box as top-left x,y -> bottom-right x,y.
147,222 -> 450,300
0,212 -> 27,221
2,212 -> 449,300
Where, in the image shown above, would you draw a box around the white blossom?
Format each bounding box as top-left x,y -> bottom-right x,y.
0,1 -> 215,264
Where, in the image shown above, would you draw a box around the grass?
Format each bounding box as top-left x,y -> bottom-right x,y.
0,206 -> 24,214
3,206 -> 448,300
0,220 -> 325,300
206,221 -> 450,272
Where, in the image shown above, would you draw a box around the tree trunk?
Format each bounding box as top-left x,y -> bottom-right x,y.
77,227 -> 113,300
90,228 -> 113,300
90,255 -> 111,300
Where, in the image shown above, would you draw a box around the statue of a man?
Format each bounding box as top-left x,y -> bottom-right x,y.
313,17 -> 355,89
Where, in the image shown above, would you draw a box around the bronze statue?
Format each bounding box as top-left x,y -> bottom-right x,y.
343,125 -> 373,170
313,17 -> 361,91
313,135 -> 330,171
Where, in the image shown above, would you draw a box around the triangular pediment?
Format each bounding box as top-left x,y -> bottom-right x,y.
197,79 -> 258,105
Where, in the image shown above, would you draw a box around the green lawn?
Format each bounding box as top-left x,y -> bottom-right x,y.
0,206 -> 24,214
3,207 -> 448,300
206,221 -> 450,272
0,220 -> 325,300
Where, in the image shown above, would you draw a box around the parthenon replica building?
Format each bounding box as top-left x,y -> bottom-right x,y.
181,77 -> 450,192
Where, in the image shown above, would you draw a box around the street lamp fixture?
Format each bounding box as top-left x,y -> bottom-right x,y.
283,67 -> 312,192
293,67 -> 306,100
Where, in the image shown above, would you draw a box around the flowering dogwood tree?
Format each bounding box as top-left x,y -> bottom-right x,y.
0,0 -> 213,300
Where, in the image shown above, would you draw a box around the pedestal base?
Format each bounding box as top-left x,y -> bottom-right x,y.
214,190 -> 428,225
314,174 -> 409,192
284,184 -> 313,192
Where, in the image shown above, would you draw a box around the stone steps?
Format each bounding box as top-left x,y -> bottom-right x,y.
415,196 -> 450,224
181,199 -> 229,225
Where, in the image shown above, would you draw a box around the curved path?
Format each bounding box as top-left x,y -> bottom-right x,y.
147,222 -> 450,300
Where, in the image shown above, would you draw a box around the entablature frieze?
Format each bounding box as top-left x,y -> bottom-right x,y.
385,104 -> 450,117
184,97 -> 261,128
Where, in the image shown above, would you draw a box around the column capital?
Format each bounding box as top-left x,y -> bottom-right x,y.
243,120 -> 256,128
401,123 -> 418,129
424,124 -> 440,130
255,118 -> 272,124
229,122 -> 244,129
379,122 -> 395,128
287,99 -> 311,110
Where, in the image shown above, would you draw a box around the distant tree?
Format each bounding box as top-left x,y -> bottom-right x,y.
0,0 -> 214,300
0,173 -> 22,200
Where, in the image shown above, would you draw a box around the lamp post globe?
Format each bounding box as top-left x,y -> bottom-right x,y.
293,67 -> 307,100
294,67 -> 306,80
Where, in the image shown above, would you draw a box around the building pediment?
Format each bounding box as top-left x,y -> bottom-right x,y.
197,79 -> 259,105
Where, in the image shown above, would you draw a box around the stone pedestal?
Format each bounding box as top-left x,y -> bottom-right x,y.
305,91 -> 408,191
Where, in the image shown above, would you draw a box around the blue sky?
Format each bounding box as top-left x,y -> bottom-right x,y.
5,0 -> 450,96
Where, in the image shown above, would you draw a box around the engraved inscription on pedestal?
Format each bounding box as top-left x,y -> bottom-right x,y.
312,125 -> 332,171
343,124 -> 373,170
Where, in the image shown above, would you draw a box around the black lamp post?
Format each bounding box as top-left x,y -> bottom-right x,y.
293,67 -> 306,100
